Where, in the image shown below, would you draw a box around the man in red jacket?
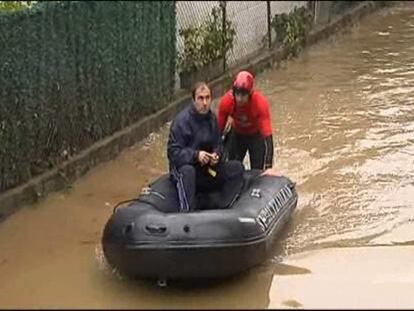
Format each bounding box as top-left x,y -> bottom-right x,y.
217,70 -> 274,170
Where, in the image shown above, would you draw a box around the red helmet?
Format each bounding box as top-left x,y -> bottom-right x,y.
233,71 -> 254,93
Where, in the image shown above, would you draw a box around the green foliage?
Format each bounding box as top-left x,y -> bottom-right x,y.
0,1 -> 34,12
0,1 -> 176,192
178,6 -> 236,73
270,6 -> 313,58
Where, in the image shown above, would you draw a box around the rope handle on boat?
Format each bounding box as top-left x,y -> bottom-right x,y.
112,185 -> 168,214
112,198 -> 140,214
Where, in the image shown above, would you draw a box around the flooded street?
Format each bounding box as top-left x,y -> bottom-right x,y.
1,4 -> 414,309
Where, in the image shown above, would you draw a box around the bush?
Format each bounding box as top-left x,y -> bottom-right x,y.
270,6 -> 313,57
0,1 -> 34,12
178,5 -> 236,73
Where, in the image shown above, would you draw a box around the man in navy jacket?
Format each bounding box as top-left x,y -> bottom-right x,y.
167,82 -> 244,212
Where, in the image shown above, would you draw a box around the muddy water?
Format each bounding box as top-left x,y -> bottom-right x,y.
1,5 -> 414,309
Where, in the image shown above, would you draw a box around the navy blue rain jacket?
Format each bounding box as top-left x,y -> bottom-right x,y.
167,104 -> 222,170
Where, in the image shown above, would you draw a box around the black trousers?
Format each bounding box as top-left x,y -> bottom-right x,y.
227,131 -> 268,170
172,160 -> 244,212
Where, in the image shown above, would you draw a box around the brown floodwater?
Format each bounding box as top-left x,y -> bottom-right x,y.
1,4 -> 414,309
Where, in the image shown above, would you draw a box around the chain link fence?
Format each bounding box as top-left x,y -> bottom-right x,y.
311,1 -> 366,26
175,1 -> 307,80
175,1 -> 370,80
225,1 -> 269,67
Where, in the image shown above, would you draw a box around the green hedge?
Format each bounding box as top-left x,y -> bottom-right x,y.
0,1 -> 176,192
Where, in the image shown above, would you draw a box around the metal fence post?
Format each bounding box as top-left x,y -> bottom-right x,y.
314,1 -> 318,25
220,1 -> 227,72
309,1 -> 317,25
267,1 -> 272,49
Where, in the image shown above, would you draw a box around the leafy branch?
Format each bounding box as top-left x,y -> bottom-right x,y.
178,6 -> 236,73
0,1 -> 35,12
270,6 -> 313,58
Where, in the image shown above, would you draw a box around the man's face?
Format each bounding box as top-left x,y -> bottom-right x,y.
194,85 -> 212,114
234,88 -> 250,106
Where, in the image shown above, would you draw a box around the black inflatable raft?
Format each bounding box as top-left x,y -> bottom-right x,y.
102,169 -> 297,282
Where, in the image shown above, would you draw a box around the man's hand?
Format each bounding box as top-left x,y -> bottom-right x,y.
197,151 -> 211,166
261,168 -> 283,177
209,152 -> 219,166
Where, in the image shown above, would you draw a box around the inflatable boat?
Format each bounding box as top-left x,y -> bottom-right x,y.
102,169 -> 298,283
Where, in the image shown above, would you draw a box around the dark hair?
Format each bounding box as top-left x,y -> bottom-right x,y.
192,81 -> 211,100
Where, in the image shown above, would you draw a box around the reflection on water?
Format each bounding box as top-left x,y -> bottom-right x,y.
270,5 -> 414,256
1,4 -> 414,309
